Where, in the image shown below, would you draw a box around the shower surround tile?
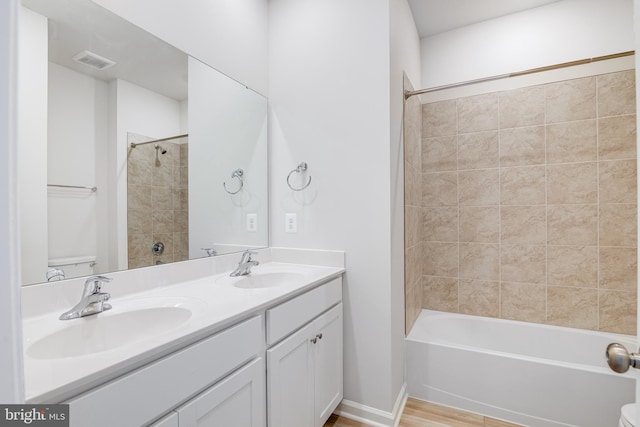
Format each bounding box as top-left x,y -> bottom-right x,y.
422,136 -> 457,172
599,247 -> 638,291
546,162 -> 597,205
457,93 -> 499,133
457,131 -> 498,170
500,166 -> 545,206
459,279 -> 499,317
598,115 -> 637,160
500,282 -> 546,323
599,159 -> 637,204
423,172 -> 458,206
459,206 -> 499,243
404,75 -> 424,334
458,169 -> 499,206
546,120 -> 597,163
499,85 -> 545,129
599,204 -> 637,247
423,207 -> 457,242
459,243 -> 499,281
547,245 -> 597,287
500,206 -> 546,244
423,276 -> 458,312
547,204 -> 598,246
547,287 -> 598,330
409,69 -> 637,335
599,290 -> 637,335
422,100 -> 456,138
500,244 -> 546,284
545,77 -> 596,123
422,242 -> 458,277
499,126 -> 545,166
405,206 -> 423,248
598,70 -> 636,117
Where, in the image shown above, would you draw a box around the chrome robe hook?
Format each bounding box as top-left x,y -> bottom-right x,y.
223,168 -> 244,194
287,162 -> 312,191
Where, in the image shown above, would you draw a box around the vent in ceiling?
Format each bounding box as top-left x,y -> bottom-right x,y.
72,50 -> 116,70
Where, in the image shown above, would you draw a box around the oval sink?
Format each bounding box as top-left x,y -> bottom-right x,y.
27,307 -> 192,359
221,272 -> 305,289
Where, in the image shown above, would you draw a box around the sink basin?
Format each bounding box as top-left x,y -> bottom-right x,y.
27,306 -> 192,359
219,271 -> 305,289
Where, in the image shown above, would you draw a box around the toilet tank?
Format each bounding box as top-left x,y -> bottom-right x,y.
47,256 -> 96,281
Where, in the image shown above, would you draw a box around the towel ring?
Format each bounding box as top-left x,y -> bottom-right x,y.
223,168 -> 244,194
287,162 -> 312,191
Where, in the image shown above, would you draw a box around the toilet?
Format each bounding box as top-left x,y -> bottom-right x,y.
620,403 -> 636,427
47,256 -> 96,281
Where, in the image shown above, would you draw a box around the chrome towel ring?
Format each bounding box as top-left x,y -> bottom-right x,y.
287,162 -> 312,191
223,168 -> 244,194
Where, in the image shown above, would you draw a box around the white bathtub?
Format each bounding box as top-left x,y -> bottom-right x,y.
406,310 -> 636,427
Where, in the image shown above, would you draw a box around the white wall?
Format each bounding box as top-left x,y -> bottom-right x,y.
188,57 -> 268,258
269,0 -> 415,418
421,0 -> 634,88
17,6 -> 47,285
111,79 -> 183,269
390,0 -> 421,409
47,63 -> 108,274
92,0 -> 269,96
0,0 -> 24,403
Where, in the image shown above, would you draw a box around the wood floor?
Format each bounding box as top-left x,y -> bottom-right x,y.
324,398 -> 523,427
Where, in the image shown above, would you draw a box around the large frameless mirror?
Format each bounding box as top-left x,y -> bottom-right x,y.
19,0 -> 268,285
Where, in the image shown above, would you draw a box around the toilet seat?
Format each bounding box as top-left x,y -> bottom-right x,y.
621,403 -> 636,427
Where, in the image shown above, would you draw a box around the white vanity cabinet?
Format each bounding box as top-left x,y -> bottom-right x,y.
173,357 -> 265,427
266,278 -> 343,427
66,316 -> 263,427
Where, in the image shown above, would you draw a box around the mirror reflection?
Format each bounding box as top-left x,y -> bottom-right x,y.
20,0 -> 268,285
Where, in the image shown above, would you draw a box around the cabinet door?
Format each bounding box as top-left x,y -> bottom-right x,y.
176,358 -> 265,427
149,412 -> 179,427
267,322 -> 315,427
313,303 -> 343,427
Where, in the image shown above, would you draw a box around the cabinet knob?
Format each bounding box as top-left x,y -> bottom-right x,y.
316,333 -> 323,340
311,337 -> 317,344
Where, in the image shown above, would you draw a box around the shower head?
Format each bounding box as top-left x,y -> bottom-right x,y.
154,144 -> 167,155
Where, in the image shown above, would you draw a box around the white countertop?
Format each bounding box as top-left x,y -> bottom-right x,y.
22,258 -> 344,403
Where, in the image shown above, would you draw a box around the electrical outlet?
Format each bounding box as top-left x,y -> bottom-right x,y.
246,213 -> 257,232
285,213 -> 297,233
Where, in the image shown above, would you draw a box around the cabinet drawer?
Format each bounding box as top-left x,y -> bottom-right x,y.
266,278 -> 341,346
66,316 -> 262,427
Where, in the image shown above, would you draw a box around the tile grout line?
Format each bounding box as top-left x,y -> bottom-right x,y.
456,99 -> 461,314
497,94 -> 502,319
596,75 -> 600,332
544,83 -> 549,325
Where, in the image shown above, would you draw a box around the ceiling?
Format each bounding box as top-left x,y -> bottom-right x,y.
408,0 -> 563,38
22,0 -> 188,101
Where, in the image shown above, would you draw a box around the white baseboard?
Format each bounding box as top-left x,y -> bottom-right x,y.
334,383 -> 408,427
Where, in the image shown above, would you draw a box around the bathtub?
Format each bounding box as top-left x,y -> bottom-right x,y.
406,310 -> 636,427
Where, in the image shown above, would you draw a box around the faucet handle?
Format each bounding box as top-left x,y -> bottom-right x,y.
240,249 -> 257,261
82,275 -> 112,294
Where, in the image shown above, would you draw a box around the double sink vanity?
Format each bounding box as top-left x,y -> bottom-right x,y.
21,248 -> 345,427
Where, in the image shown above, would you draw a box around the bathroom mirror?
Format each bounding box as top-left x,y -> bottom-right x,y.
19,0 -> 268,285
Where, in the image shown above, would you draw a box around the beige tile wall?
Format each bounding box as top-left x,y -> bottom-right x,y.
128,141 -> 189,268
404,75 -> 424,334
413,70 -> 638,335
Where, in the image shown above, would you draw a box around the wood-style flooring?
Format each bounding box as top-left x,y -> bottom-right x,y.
324,398 -> 523,427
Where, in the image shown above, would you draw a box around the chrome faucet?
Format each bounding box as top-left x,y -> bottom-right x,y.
59,276 -> 112,320
230,250 -> 259,277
